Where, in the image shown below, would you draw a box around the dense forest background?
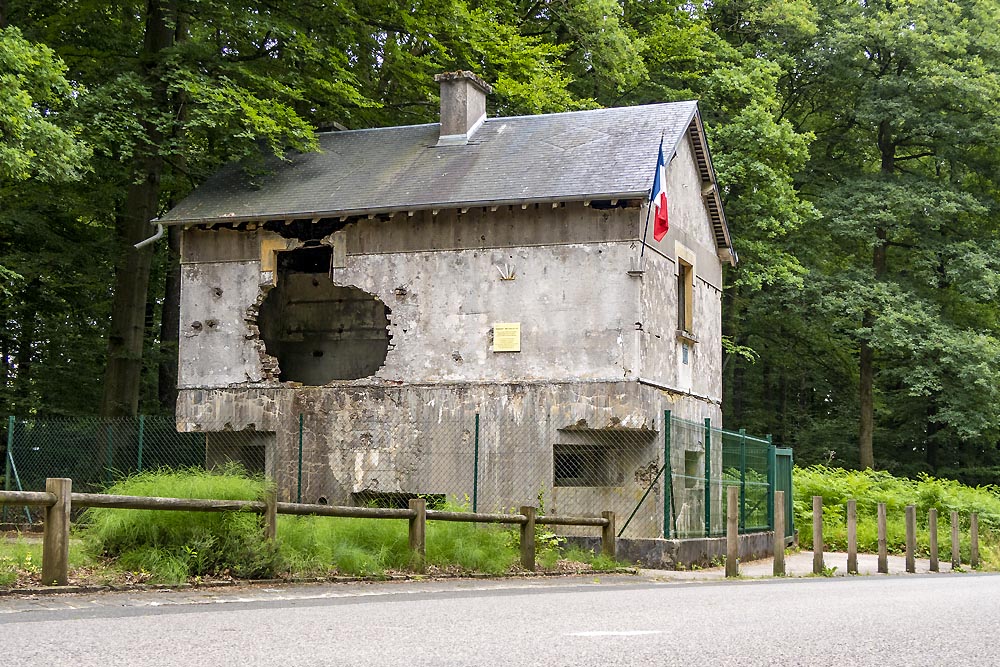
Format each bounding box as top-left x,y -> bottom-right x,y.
2,0 -> 999,481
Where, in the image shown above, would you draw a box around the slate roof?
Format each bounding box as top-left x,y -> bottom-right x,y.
161,101 -> 733,259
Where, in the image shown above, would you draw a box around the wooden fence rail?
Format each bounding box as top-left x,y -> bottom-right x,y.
0,478 -> 616,586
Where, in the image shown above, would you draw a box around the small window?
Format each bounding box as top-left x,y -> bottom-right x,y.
553,444 -> 624,487
684,450 -> 703,489
677,259 -> 693,333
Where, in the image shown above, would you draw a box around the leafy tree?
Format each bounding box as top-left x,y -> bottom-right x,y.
0,26 -> 88,184
2,0 -> 592,417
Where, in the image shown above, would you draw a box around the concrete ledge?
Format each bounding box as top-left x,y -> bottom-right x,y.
568,531 -> 777,570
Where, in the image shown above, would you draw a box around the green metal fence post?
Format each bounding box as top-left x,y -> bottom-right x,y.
767,434 -> 776,531
472,412 -> 480,513
739,428 -> 747,533
4,416 -> 12,522
297,414 -> 304,504
105,425 -> 114,485
704,417 -> 711,537
137,415 -> 145,473
663,410 -> 671,539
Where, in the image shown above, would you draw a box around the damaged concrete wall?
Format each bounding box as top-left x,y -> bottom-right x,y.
638,133 -> 724,403
175,184 -> 728,537
176,381 -> 720,538
178,204 -> 643,389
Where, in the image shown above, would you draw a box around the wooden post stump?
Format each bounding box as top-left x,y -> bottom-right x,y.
877,502 -> 888,574
847,499 -> 858,575
951,510 -> 961,570
726,486 -> 739,578
905,505 -> 916,573
601,511 -> 616,560
408,498 -> 426,573
773,491 -> 785,577
520,506 -> 536,571
812,496 -> 824,575
42,478 -> 71,586
928,508 -> 939,572
264,487 -> 277,542
971,512 -> 979,569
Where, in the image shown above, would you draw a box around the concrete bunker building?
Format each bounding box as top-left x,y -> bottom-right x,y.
161,72 -> 737,538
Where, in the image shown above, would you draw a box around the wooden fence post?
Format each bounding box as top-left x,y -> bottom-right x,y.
601,511 -> 616,559
846,499 -> 857,575
951,510 -> 960,570
928,508 -> 939,572
812,496 -> 824,575
877,502 -> 888,574
970,512 -> 979,569
773,490 -> 785,576
520,506 -> 536,571
42,478 -> 71,586
264,487 -> 277,542
905,505 -> 916,573
408,498 -> 426,574
726,486 -> 739,577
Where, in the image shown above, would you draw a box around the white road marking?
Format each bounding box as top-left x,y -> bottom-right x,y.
569,630 -> 662,637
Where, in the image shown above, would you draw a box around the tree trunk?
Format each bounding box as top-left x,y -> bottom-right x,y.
99,0 -> 174,417
858,336 -> 875,469
859,124 -> 894,468
13,279 -> 38,413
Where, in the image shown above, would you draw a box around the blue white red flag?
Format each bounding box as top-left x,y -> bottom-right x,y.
651,140 -> 669,242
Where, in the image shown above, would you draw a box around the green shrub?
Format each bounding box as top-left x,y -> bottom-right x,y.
82,465 -> 280,583
794,465 -> 1000,567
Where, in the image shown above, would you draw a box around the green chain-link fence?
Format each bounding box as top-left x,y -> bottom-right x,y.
1,412 -> 792,539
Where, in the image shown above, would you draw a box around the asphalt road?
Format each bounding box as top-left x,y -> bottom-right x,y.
2,573 -> 998,666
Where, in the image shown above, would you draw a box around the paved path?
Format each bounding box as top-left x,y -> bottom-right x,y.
645,549 -> 960,580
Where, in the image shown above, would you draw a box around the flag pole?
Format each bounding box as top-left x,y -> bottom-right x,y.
639,131 -> 666,260
639,196 -> 654,259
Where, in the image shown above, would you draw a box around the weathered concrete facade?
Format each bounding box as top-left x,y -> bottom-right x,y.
175,137 -> 725,537
165,79 -> 735,538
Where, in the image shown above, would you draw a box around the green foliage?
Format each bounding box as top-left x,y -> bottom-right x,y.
794,465 -> 1000,565
82,466 -> 281,584
3,0 -> 1000,480
0,26 -> 89,183
0,535 -> 92,586
79,469 -> 616,582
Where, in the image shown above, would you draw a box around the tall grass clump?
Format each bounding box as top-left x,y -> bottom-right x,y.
277,501 -> 520,576
82,465 -> 279,583
794,465 -> 1000,566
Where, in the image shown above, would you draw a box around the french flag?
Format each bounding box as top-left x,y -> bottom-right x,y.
651,140 -> 669,242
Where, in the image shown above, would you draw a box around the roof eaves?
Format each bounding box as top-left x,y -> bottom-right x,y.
686,108 -> 737,267
159,191 -> 650,227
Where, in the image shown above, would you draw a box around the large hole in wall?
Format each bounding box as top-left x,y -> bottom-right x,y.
258,245 -> 391,384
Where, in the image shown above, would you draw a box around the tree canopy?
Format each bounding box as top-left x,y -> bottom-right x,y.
2,0 -> 1000,482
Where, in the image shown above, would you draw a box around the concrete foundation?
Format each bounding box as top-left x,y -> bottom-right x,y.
568,531 -> 778,570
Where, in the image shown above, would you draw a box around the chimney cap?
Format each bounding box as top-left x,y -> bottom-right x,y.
434,70 -> 493,94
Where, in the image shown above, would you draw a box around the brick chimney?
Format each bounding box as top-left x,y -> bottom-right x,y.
434,71 -> 492,146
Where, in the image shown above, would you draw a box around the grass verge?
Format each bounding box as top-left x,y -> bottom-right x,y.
0,535 -> 94,587
63,467 -> 623,585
